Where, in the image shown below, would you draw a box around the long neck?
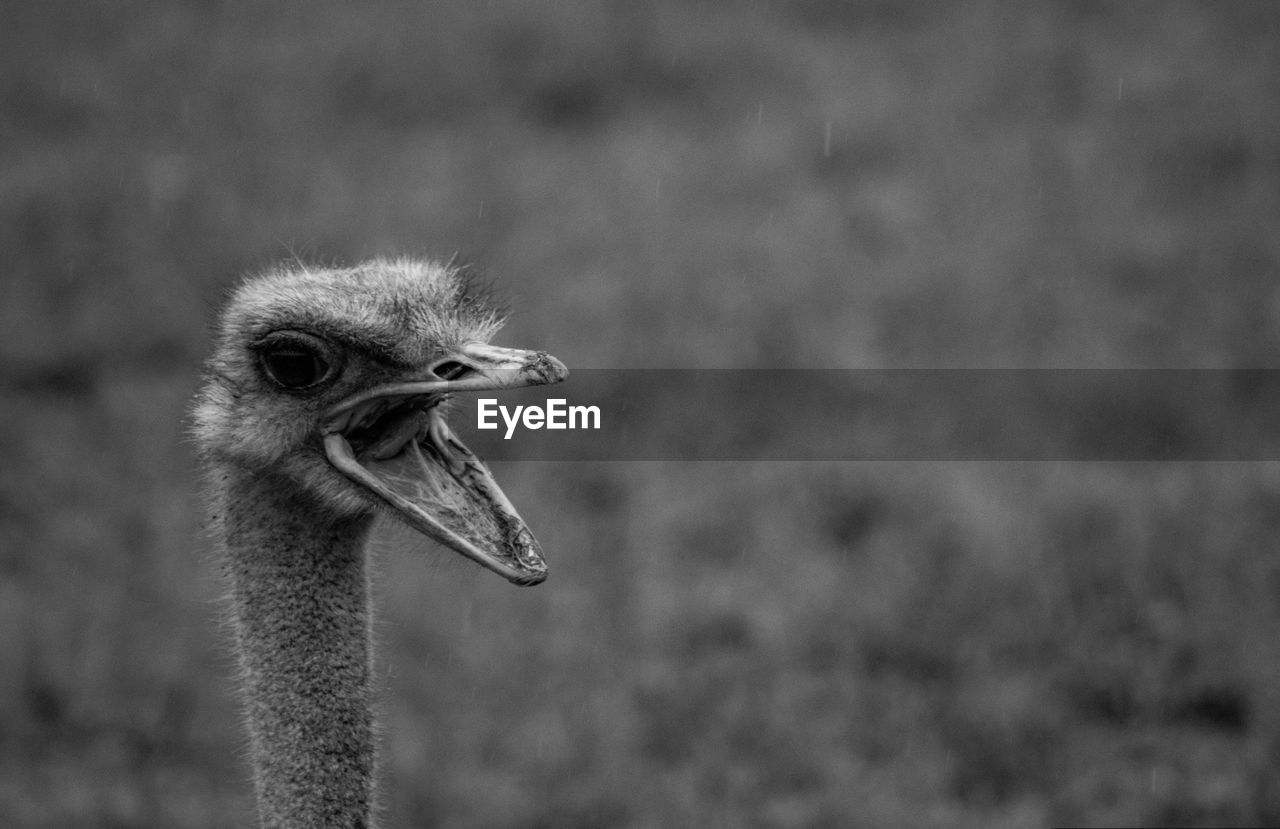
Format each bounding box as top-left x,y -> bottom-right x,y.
217,467 -> 377,828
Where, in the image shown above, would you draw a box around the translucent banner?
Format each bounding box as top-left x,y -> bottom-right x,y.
438,369 -> 1280,461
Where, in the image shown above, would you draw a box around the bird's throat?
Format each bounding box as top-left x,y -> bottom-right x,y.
218,468 -> 377,829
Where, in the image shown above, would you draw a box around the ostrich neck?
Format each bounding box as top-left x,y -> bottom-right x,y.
218,466 -> 377,829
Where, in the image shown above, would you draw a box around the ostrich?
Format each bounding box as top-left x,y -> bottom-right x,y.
191,258 -> 567,828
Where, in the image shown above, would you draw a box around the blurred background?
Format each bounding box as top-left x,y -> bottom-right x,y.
3,1 -> 1280,826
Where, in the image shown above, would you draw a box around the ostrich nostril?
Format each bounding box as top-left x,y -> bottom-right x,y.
432,360 -> 470,381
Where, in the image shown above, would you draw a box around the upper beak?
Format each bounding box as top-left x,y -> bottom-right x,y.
323,343 -> 568,432
452,342 -> 570,389
319,343 -> 568,585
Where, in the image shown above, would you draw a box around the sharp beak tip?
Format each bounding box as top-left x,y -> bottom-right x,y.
531,352 -> 569,385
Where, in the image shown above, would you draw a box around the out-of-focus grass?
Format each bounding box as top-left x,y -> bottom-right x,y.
3,1 -> 1280,826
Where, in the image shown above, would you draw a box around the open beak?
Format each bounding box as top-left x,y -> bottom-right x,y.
320,343 -> 568,585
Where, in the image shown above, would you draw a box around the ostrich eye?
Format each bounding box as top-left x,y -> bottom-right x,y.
257,334 -> 336,390
263,349 -> 329,388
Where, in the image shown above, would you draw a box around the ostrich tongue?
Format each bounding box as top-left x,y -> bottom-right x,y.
321,344 -> 567,586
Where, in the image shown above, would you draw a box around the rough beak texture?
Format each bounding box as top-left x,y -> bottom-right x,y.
321,345 -> 568,584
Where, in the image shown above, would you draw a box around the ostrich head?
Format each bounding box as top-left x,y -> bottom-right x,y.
192,258 -> 567,584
